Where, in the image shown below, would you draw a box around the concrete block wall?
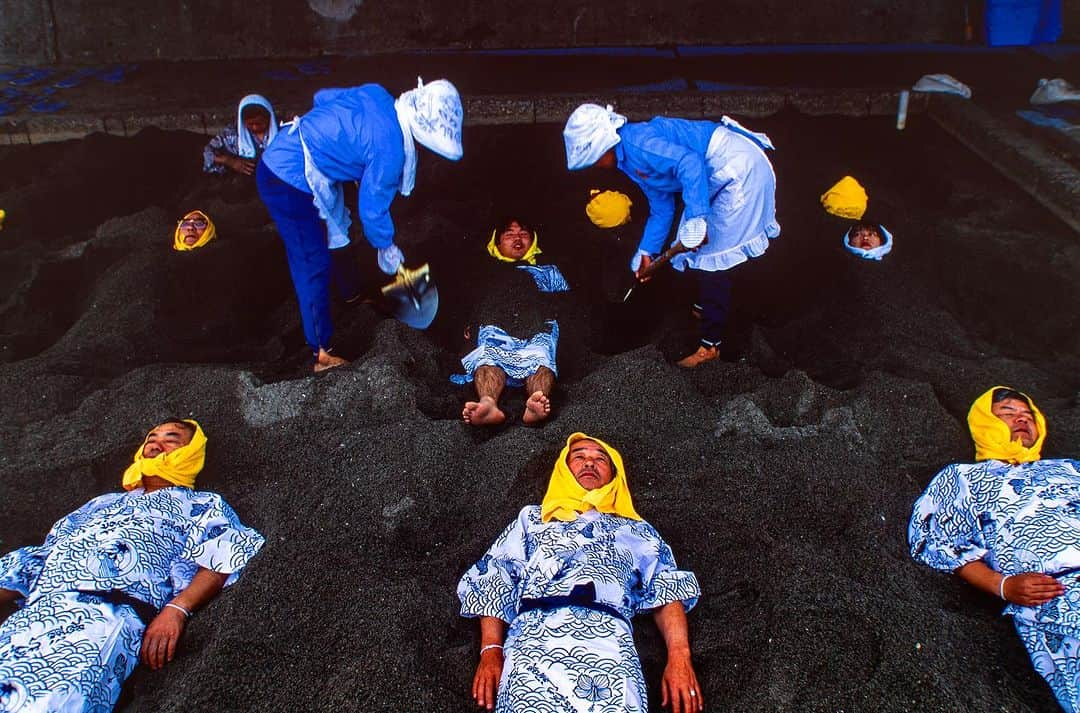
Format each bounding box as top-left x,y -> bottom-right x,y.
0,1 -> 1012,66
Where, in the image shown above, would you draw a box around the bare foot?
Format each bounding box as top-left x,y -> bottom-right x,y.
676,345 -> 719,369
522,391 -> 551,424
462,396 -> 506,426
314,348 -> 348,373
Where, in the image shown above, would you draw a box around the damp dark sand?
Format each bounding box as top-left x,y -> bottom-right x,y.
0,113 -> 1077,712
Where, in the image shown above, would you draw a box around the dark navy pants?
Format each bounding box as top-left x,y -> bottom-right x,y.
691,268 -> 732,348
257,160 -> 361,353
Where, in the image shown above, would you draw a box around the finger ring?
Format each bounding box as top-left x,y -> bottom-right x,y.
690,690 -> 697,697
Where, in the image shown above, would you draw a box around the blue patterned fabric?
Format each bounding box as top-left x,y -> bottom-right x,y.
0,487 -> 264,712
450,322 -> 559,387
458,506 -> 700,712
909,458 -> 1080,711
515,265 -> 570,293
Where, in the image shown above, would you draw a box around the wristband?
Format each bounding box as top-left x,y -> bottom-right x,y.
479,644 -> 503,655
165,602 -> 192,618
999,574 -> 1010,601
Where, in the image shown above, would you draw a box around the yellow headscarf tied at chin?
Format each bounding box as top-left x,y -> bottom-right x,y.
820,176 -> 868,220
586,189 -> 632,228
121,420 -> 208,490
486,229 -> 542,265
172,210 -> 217,252
540,432 -> 642,523
967,386 -> 1047,464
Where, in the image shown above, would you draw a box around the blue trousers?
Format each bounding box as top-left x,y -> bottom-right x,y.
257,160 -> 360,353
691,268 -> 732,348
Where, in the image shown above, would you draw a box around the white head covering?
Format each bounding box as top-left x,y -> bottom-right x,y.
843,224 -> 893,261
563,103 -> 626,170
236,94 -> 278,159
394,78 -> 464,197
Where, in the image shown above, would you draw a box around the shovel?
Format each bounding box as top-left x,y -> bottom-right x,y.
380,263 -> 439,329
622,241 -> 692,302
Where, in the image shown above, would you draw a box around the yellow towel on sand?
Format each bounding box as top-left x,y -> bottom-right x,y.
967,386 -> 1046,464
541,432 -> 642,523
820,176 -> 868,220
122,419 -> 208,490
486,228 -> 542,265
173,210 -> 217,251
586,189 -> 632,228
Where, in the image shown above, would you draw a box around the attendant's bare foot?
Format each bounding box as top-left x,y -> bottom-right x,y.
676,345 -> 719,368
462,396 -> 506,426
314,348 -> 348,373
522,391 -> 551,424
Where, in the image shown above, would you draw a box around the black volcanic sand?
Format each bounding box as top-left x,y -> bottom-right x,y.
1,113 -> 1078,713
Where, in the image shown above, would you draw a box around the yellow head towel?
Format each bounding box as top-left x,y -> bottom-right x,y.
820,176 -> 868,220
967,386 -> 1046,464
173,210 -> 217,252
586,189 -> 632,228
541,432 -> 642,523
486,228 -> 542,265
121,419 -> 208,490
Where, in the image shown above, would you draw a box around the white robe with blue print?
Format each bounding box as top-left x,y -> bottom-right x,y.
458,506 -> 700,713
909,458 -> 1080,711
0,487 -> 264,713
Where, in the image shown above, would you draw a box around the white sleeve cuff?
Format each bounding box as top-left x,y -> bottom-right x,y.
677,216 -> 707,249
377,244 -> 404,275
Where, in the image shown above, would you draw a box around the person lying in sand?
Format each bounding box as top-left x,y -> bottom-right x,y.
458,433 -> 703,712
455,216 -> 572,427
843,221 -> 893,261
172,209 -> 216,251
202,94 -> 278,176
0,419 -> 264,713
909,387 -> 1080,712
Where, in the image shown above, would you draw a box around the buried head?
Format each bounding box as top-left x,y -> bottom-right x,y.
141,420 -> 195,459
566,438 -> 615,490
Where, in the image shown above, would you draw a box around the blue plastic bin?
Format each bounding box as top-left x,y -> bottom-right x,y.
985,0 -> 1063,46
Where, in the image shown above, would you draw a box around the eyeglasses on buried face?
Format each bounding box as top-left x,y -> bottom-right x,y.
178,218 -> 208,229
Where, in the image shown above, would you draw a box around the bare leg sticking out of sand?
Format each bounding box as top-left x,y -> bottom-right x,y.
523,367 -> 554,425
463,366 -> 507,426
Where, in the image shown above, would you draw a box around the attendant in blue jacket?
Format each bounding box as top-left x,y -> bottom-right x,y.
257,79 -> 463,372
563,104 -> 780,368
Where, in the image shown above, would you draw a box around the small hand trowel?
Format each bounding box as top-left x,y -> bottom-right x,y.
380,263 -> 439,329
622,241 -> 692,302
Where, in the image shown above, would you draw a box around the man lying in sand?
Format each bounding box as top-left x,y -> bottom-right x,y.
455,216 -> 572,427
458,433 -> 703,712
0,419 -> 263,713
909,386 -> 1080,712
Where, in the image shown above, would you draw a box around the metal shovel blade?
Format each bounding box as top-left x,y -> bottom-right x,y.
380,263 -> 439,330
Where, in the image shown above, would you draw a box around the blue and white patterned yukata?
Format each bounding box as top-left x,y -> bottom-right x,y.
0,487 -> 264,713
909,459 -> 1080,712
458,506 -> 700,713
516,265 -> 570,294
451,322 -> 560,387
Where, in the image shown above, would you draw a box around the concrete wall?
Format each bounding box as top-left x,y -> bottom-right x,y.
0,1 -> 997,66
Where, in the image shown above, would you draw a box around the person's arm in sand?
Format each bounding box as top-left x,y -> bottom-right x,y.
653,601 -> 704,713
140,568 -> 229,671
471,615 -> 507,710
955,560 -> 1065,606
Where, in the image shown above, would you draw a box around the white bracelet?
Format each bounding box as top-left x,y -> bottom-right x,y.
164,602 -> 192,618
999,575 -> 1010,601
479,644 -> 503,655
